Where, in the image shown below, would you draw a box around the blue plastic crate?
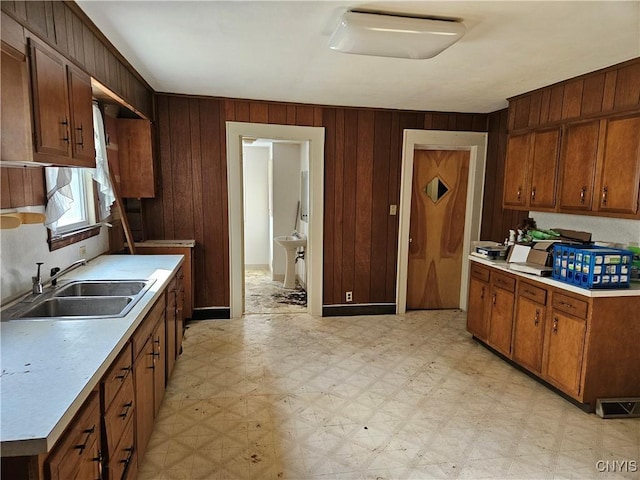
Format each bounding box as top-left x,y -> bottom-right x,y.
552,244 -> 633,289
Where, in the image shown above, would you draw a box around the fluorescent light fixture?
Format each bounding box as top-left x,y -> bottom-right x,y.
329,11 -> 465,59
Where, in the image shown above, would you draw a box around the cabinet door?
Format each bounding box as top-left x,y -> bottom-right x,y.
29,39 -> 70,158
117,119 -> 155,198
152,319 -> 166,417
488,286 -> 515,356
512,296 -> 546,373
558,120 -> 600,211
503,133 -> 530,208
133,337 -> 155,463
596,114 -> 640,215
544,311 -> 587,397
529,128 -> 561,209
67,65 -> 96,167
467,276 -> 489,341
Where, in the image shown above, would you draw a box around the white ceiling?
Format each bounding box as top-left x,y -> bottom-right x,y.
76,1 -> 640,113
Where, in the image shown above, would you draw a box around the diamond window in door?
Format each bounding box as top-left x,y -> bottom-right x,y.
423,176 -> 450,204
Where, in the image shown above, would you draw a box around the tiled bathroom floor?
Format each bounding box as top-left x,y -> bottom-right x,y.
244,268 -> 307,315
139,310 -> 640,480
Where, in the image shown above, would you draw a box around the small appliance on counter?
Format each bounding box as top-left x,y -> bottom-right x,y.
472,242 -> 508,260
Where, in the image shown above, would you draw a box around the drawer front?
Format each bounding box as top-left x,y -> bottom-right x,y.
132,296 -> 165,359
492,272 -> 515,292
470,263 -> 490,282
552,292 -> 589,319
104,373 -> 135,456
107,414 -> 135,480
46,391 -> 101,480
103,343 -> 133,411
519,281 -> 547,305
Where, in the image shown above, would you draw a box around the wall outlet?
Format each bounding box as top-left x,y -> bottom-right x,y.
79,245 -> 87,257
345,291 -> 353,302
389,204 -> 397,215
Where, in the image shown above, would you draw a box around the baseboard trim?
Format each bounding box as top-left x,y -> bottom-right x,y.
191,307 -> 231,320
323,304 -> 396,317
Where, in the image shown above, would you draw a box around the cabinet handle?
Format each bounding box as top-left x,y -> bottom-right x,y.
553,317 -> 558,334
534,309 -> 540,326
531,187 -> 536,203
74,425 -> 96,454
517,186 -> 522,201
560,301 -> 575,309
580,186 -> 587,205
492,293 -> 497,305
60,119 -> 70,144
602,186 -> 608,206
116,365 -> 131,380
120,446 -> 134,465
523,289 -> 535,296
480,286 -> 485,300
119,401 -> 133,419
75,123 -> 84,148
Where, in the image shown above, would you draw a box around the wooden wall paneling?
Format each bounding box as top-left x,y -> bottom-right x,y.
384,112 -> 403,301
145,95 -> 169,239
81,23 -> 95,75
472,114 -> 488,131
562,79 -> 584,119
341,109 -> 358,303
313,106 -> 323,127
218,99 -> 230,305
93,40 -> 106,83
51,1 -> 67,53
601,70 -> 617,111
354,110 -> 374,303
581,73 -> 605,116
295,105 -> 315,126
322,108 -> 336,305
286,105 -> 296,125
528,91 -> 542,127
369,111 -> 392,302
224,99 -> 236,121
107,51 -> 119,93
431,112 -> 449,130
613,62 -> 640,109
7,168 -> 26,206
235,101 -> 250,122
30,168 -> 45,204
168,96 -> 194,239
455,113 -> 473,132
539,89 -> 551,125
548,85 -> 565,122
70,11 -> 84,66
249,102 -> 268,123
331,109 -> 345,304
268,103 -> 287,125
513,96 -> 531,130
24,1 -> 55,44
187,98 -> 205,307
62,6 -> 75,59
1,168 -> 12,208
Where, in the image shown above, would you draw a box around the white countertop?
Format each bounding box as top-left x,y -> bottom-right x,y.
0,254 -> 184,457
469,255 -> 640,298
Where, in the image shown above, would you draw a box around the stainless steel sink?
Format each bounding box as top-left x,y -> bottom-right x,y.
19,297 -> 132,318
53,280 -> 149,297
2,279 -> 156,321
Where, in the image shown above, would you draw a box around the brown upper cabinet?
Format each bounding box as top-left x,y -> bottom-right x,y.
503,127 -> 561,210
29,38 -> 95,167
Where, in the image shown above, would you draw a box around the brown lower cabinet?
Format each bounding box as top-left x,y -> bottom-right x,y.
1,267 -> 184,480
467,260 -> 640,410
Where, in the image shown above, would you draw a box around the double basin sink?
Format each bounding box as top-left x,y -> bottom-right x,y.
3,280 -> 155,321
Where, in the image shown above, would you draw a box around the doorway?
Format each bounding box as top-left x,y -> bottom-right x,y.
226,122 -> 325,319
397,130 -> 488,313
407,149 -> 470,309
242,138 -> 309,315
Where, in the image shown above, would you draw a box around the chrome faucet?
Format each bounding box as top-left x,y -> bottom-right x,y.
32,262 -> 44,294
49,259 -> 87,287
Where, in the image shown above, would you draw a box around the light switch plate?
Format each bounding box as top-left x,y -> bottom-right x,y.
389,205 -> 397,215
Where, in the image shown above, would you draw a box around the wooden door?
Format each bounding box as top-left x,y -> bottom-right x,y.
529,128 -> 561,209
488,285 -> 515,356
134,338 -> 155,462
558,120 -> 600,211
503,133 -> 530,207
29,39 -> 70,158
545,311 -> 587,397
512,296 -> 546,373
67,65 -> 96,167
407,149 -> 469,309
152,319 -> 166,417
467,276 -> 489,340
596,114 -> 640,215
117,119 -> 155,198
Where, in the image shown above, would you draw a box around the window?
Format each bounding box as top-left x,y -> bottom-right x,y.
44,167 -> 100,250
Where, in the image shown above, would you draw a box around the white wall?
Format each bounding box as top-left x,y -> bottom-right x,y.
532,211 -> 640,247
271,143 -> 302,280
0,206 -> 109,303
242,144 -> 270,267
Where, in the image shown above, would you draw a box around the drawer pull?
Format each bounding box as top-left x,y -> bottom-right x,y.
580,186 -> 587,205
534,309 -> 540,326
116,365 -> 131,380
492,293 -> 497,305
560,301 -> 575,309
120,446 -> 134,465
531,187 -> 536,202
553,317 -> 558,334
119,401 -> 133,419
517,186 -> 522,201
524,289 -> 535,295
480,286 -> 485,300
74,425 -> 95,453
602,186 -> 608,206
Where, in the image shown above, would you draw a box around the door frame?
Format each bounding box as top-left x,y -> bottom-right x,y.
397,130 -> 488,314
226,121 -> 325,319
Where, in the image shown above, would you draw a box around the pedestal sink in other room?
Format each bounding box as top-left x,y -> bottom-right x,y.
275,235 -> 306,289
